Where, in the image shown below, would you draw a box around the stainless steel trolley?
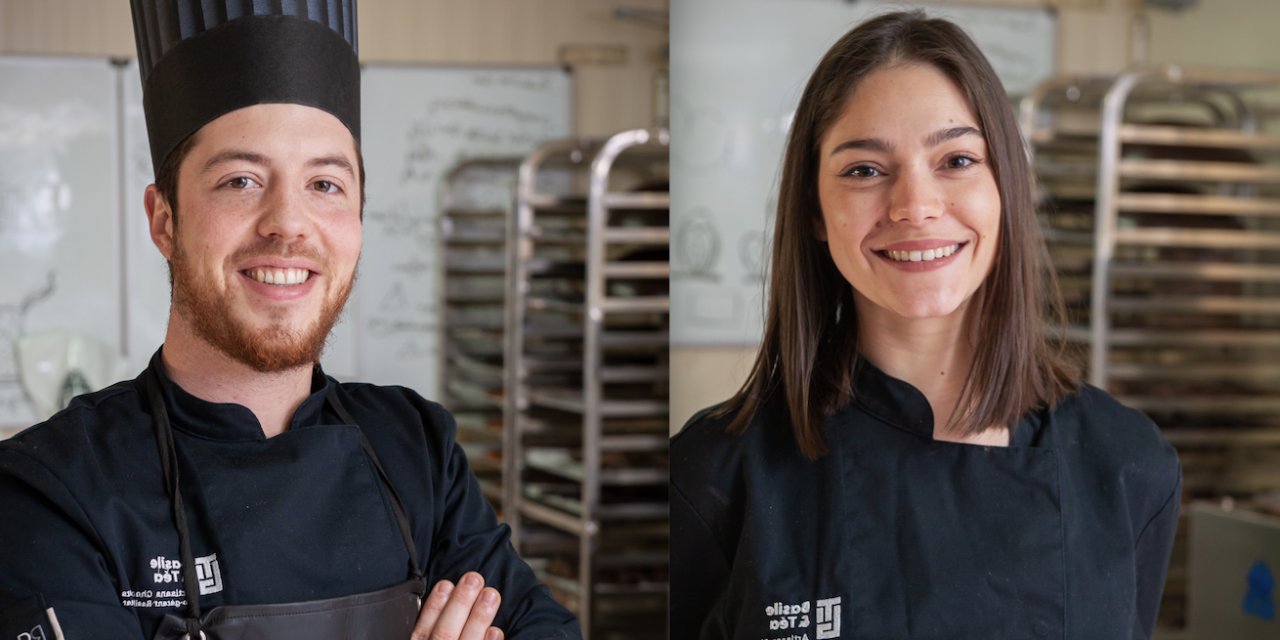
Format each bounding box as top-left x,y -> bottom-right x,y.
439,157 -> 525,513
1023,65 -> 1280,636
504,129 -> 671,639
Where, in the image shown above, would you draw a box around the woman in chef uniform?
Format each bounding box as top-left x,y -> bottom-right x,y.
670,11 -> 1181,640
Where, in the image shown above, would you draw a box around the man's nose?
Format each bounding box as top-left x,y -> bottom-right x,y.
889,164 -> 944,224
257,182 -> 311,239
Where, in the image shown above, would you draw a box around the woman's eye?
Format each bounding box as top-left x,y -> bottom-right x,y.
844,165 -> 881,179
946,155 -> 977,169
226,176 -> 258,189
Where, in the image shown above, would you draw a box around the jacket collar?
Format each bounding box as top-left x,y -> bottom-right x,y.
851,354 -> 935,440
850,353 -> 1039,446
143,347 -> 332,441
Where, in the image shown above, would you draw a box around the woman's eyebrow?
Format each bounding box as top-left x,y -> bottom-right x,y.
828,126 -> 981,157
924,126 -> 981,148
829,137 -> 893,156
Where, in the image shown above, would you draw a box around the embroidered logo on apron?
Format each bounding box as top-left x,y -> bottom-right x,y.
15,625 -> 46,640
123,553 -> 224,608
762,596 -> 841,639
193,554 -> 223,596
814,597 -> 841,639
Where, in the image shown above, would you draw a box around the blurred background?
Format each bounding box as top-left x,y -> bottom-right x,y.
6,0 -> 1280,637
0,1 -> 670,638
670,0 -> 1280,638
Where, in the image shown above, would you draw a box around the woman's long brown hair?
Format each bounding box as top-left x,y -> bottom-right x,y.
717,11 -> 1079,458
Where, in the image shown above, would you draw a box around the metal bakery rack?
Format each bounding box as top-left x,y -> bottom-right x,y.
440,157 -> 525,515
1022,65 -> 1280,638
504,129 -> 670,639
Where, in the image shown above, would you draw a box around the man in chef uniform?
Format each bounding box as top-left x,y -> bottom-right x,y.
0,2 -> 579,639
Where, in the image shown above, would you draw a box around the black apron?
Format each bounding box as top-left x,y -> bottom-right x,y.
143,369 -> 427,640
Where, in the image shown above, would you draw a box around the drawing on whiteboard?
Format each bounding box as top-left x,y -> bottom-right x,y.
365,208 -> 437,250
391,258 -> 433,278
0,270 -> 56,381
670,103 -> 730,174
424,98 -> 554,126
0,110 -> 74,422
379,281 -> 410,314
737,189 -> 775,285
401,98 -> 558,186
673,208 -> 721,281
737,230 -> 766,284
395,339 -> 435,362
365,317 -> 436,334
472,73 -> 555,92
127,126 -> 154,183
0,271 -> 55,417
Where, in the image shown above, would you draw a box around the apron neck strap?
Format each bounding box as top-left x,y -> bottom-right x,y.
144,367 -> 205,629
326,386 -> 424,581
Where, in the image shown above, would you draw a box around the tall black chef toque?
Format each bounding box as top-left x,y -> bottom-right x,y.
129,0 -> 360,174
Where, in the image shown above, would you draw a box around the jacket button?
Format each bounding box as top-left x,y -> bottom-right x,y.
1032,619 -> 1051,637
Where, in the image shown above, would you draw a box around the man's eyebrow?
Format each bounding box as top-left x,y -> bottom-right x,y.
306,155 -> 356,178
198,150 -> 270,175
829,137 -> 893,156
924,126 -> 982,148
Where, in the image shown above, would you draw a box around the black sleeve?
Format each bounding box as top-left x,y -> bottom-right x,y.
670,481 -> 730,640
0,450 -> 145,639
1131,471 -> 1182,640
417,401 -> 581,640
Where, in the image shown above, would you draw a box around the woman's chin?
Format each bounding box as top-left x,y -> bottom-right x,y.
881,297 -> 968,322
852,284 -> 979,323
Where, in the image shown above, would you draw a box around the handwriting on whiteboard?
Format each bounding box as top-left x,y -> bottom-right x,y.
401,98 -> 560,185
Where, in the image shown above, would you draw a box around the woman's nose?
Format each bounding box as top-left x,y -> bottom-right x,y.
889,165 -> 944,224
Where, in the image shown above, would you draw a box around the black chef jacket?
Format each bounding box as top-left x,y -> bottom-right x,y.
0,350 -> 579,639
671,357 -> 1181,640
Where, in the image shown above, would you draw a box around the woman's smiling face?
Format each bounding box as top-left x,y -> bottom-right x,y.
816,62 -> 1001,321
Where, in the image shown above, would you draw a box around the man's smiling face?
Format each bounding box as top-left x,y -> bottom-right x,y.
152,103 -> 363,372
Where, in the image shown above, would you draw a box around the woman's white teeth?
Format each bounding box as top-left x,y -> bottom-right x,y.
884,244 -> 960,262
247,267 -> 311,285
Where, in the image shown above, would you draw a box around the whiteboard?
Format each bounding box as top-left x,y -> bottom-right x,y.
122,64 -> 572,399
122,62 -> 167,375
669,0 -> 1055,346
0,57 -> 120,429
358,66 -> 572,395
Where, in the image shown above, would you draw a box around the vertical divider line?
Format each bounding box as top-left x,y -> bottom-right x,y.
115,58 -> 131,369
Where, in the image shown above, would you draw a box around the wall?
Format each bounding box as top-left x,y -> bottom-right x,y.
0,0 -> 668,137
1145,0 -> 1280,72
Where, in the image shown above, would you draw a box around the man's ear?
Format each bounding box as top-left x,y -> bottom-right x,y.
145,185 -> 175,260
